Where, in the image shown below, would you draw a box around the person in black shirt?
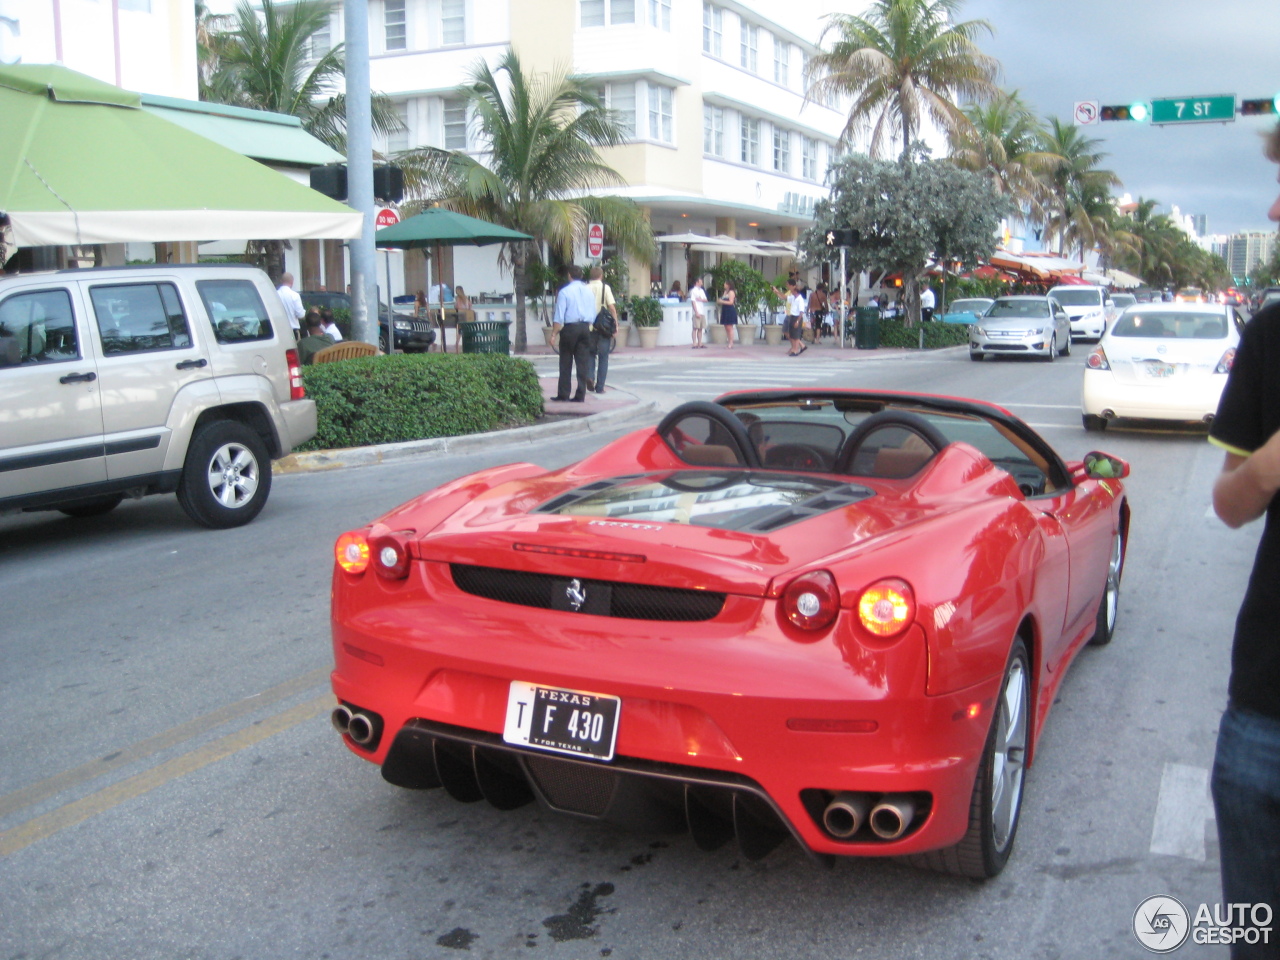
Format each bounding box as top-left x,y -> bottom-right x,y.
1207,120 -> 1280,960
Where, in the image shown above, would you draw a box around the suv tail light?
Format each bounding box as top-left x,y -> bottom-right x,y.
286,348 -> 306,399
781,570 -> 841,632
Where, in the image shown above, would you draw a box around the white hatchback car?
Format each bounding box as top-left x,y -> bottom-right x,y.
1081,302 -> 1244,431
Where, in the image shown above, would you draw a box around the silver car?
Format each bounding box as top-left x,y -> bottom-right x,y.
969,296 -> 1072,362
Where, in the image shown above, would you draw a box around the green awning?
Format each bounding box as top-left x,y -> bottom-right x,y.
0,64 -> 361,248
140,94 -> 344,169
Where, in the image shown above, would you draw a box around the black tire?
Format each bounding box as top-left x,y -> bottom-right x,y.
911,640 -> 1030,879
1082,414 -> 1106,432
1041,335 -> 1056,362
1060,335 -> 1071,357
378,331 -> 390,354
1089,530 -> 1124,646
58,494 -> 124,518
176,421 -> 272,529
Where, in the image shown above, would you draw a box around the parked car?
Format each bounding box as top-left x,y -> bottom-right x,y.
969,295 -> 1072,361
329,389 -> 1130,878
1081,302 -> 1244,431
938,297 -> 994,324
0,263 -> 316,527
299,290 -> 435,354
1047,284 -> 1112,341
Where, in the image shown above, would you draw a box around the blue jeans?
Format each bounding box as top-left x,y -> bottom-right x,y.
1211,703 -> 1280,959
586,332 -> 611,390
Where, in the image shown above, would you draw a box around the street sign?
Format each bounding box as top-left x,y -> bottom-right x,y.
1074,101 -> 1099,125
587,222 -> 604,259
1151,95 -> 1235,125
375,207 -> 400,228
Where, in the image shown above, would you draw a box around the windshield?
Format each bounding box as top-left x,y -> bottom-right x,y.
1050,289 -> 1104,307
950,299 -> 990,313
1110,311 -> 1228,339
986,300 -> 1049,318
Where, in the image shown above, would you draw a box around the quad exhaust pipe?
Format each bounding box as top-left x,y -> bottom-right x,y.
331,704 -> 380,747
868,795 -> 916,840
821,792 -> 871,839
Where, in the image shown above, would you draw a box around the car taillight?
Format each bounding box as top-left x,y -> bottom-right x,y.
1215,348 -> 1236,374
371,533 -> 411,580
335,531 -> 370,574
781,570 -> 840,631
1086,346 -> 1110,370
857,578 -> 915,638
286,348 -> 306,400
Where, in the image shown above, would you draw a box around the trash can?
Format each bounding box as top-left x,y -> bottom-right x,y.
459,320 -> 511,354
855,307 -> 880,349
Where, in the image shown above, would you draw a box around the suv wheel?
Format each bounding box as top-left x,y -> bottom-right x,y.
177,421 -> 272,528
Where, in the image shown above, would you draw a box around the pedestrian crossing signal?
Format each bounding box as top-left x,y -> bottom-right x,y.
824,228 -> 858,248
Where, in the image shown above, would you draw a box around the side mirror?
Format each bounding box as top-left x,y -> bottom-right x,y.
1083,451 -> 1130,480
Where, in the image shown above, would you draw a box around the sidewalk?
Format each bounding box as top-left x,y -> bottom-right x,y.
278,336 -> 940,474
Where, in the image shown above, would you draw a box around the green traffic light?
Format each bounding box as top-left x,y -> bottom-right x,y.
1129,101 -> 1151,122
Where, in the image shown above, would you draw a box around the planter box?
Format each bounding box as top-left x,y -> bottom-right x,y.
708,323 -> 728,344
637,326 -> 660,348
763,324 -> 785,346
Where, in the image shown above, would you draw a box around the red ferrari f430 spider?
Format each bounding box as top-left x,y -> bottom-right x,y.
330,391 -> 1130,878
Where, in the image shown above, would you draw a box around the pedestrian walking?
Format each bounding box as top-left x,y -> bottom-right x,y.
275,272 -> 305,340
716,280 -> 739,348
551,264 -> 595,402
585,266 -> 618,393
1206,119 -> 1280,960
920,285 -> 936,323
689,276 -> 708,349
809,282 -> 830,340
784,279 -> 806,356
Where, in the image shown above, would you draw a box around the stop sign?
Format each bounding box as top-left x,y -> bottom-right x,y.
376,208 -> 400,228
587,222 -> 604,259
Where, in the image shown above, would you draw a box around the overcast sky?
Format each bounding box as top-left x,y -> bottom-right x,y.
959,0 -> 1279,236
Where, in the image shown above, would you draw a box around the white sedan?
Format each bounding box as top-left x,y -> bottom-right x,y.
1081,302 -> 1244,431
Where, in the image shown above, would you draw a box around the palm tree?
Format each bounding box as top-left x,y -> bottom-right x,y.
806,0 -> 1001,161
949,91 -> 1058,226
396,51 -> 654,353
201,0 -> 398,152
1039,117 -> 1122,260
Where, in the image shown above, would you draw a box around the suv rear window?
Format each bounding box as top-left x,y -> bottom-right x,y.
196,279 -> 275,343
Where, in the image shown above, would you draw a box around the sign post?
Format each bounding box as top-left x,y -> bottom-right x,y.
376,208 -> 400,352
587,223 -> 604,260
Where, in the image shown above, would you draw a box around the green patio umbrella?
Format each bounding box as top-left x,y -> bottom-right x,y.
0,64 -> 360,258
375,208 -> 531,350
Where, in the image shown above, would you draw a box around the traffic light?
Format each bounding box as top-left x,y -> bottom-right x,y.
1240,96 -> 1280,116
823,227 -> 859,248
1100,102 -> 1150,122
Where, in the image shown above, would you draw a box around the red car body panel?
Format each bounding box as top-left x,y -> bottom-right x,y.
330,390 -> 1128,863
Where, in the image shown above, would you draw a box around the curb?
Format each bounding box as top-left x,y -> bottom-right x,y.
274,398 -> 661,475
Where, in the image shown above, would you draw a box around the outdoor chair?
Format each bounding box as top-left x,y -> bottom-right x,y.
311,340 -> 378,364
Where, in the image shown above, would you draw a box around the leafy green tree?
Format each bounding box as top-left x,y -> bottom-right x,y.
1039,117 -> 1122,260
1249,243 -> 1280,288
802,153 -> 1011,324
949,91 -> 1058,226
396,51 -> 653,353
806,0 -> 1000,161
200,0 -> 399,152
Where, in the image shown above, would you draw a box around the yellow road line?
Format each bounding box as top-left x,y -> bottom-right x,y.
0,694 -> 332,859
0,667 -> 331,821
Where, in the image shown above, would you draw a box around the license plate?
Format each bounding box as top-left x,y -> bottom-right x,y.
503,681 -> 620,761
1144,360 -> 1177,378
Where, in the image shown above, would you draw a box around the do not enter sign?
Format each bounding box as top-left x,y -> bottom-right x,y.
376,208 -> 400,228
587,222 -> 604,259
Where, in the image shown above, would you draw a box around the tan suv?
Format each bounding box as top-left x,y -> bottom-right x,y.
0,264 -> 316,528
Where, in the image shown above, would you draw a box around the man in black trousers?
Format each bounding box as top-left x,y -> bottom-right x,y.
551,264 -> 595,402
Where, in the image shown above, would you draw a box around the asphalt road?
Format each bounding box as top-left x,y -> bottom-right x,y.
0,348 -> 1252,959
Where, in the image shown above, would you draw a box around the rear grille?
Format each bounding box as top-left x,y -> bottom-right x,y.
450,564 -> 726,621
525,756 -> 619,815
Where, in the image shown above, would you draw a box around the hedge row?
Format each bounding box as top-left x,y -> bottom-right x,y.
296,353 -> 544,451
874,318 -> 971,349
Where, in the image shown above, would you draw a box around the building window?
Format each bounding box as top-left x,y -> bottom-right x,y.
703,104 -> 723,156
648,0 -> 670,31
599,81 -> 636,139
773,36 -> 789,86
801,136 -> 817,180
581,0 -> 635,27
387,100 -> 411,153
702,3 -> 722,56
384,0 -> 406,50
739,21 -> 757,73
443,98 -> 467,150
648,85 -> 673,143
772,128 -> 790,173
739,116 -> 759,165
306,12 -> 332,59
441,0 -> 465,44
